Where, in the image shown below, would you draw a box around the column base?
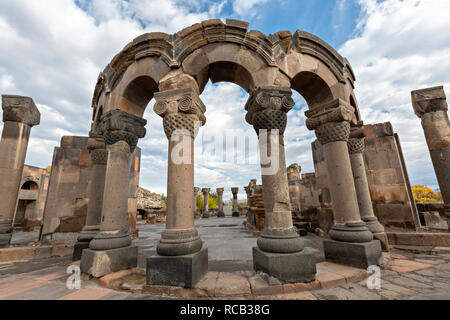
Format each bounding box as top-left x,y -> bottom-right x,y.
323,239 -> 383,269
146,247 -> 208,288
0,233 -> 12,248
72,241 -> 90,261
80,245 -> 138,278
203,211 -> 210,218
253,247 -> 317,283
232,212 -> 240,217
373,232 -> 390,252
363,216 -> 385,234
329,222 -> 374,243
217,210 -> 225,217
194,211 -> 200,219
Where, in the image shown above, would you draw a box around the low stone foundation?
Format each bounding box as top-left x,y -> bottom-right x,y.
387,231 -> 450,247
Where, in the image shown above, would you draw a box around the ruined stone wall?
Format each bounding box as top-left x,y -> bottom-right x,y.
41,136 -> 141,242
14,165 -> 50,230
311,122 -> 421,231
364,123 -> 421,230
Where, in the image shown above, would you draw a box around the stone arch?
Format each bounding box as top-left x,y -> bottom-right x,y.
90,19 -> 359,126
21,180 -> 39,190
290,71 -> 334,108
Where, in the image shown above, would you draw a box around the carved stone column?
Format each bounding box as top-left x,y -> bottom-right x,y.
202,188 -> 210,218
217,188 -> 225,217
246,86 -> 316,283
193,187 -> 200,219
231,187 -> 240,217
73,133 -> 108,260
147,88 -> 208,288
411,86 -> 450,229
287,163 -> 302,213
348,122 -> 388,251
80,110 -> 146,277
0,95 -> 40,247
306,99 -> 382,268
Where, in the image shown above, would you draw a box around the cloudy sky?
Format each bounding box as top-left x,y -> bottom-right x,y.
0,0 -> 449,201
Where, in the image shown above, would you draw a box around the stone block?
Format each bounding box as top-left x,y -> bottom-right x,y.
146,247 -> 208,288
80,245 -> 138,278
373,232 -> 390,252
252,246 -> 317,283
323,239 -> 383,269
72,242 -> 90,261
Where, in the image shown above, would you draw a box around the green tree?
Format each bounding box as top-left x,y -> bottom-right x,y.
196,192 -> 218,210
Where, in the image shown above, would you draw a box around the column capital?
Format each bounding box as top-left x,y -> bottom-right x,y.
201,188 -> 210,194
2,95 -> 40,126
245,86 -> 294,134
231,187 -> 239,194
194,187 -> 200,193
154,88 -> 206,139
216,188 -> 224,194
98,110 -> 147,151
411,86 -> 448,118
348,121 -> 366,154
287,163 -> 301,181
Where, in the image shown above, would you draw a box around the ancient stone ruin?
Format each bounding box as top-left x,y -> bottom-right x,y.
0,19 -> 449,291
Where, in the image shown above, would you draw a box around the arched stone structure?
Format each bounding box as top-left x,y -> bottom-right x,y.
81,19 -> 382,282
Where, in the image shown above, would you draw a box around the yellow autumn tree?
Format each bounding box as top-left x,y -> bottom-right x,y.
412,185 -> 443,203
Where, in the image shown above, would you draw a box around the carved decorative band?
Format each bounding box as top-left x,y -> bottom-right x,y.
315,121 -> 350,145
348,137 -> 365,154
163,113 -> 199,139
90,149 -> 108,165
252,109 -> 287,134
104,130 -> 138,149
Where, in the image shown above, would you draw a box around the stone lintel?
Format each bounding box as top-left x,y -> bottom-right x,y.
98,109 -> 147,138
253,246 -> 317,283
146,247 -> 208,288
323,239 -> 383,269
304,98 -> 356,130
411,85 -> 448,118
2,95 -> 40,126
350,121 -> 365,139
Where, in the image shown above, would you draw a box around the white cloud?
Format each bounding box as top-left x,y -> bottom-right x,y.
339,0 -> 450,190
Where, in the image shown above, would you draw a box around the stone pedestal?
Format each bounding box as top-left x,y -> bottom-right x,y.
411,86 -> 450,229
217,188 -> 225,217
81,110 -> 146,276
0,95 -> 40,247
149,88 -> 207,287
73,134 -> 107,261
146,247 -> 208,288
231,187 -> 240,217
81,246 -> 138,278
305,99 -> 382,268
202,188 -> 210,218
246,86 -> 316,282
323,239 -> 383,269
253,247 -> 316,283
348,123 -> 388,251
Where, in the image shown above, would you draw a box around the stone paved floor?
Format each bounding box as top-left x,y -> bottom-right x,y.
0,216 -> 449,300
